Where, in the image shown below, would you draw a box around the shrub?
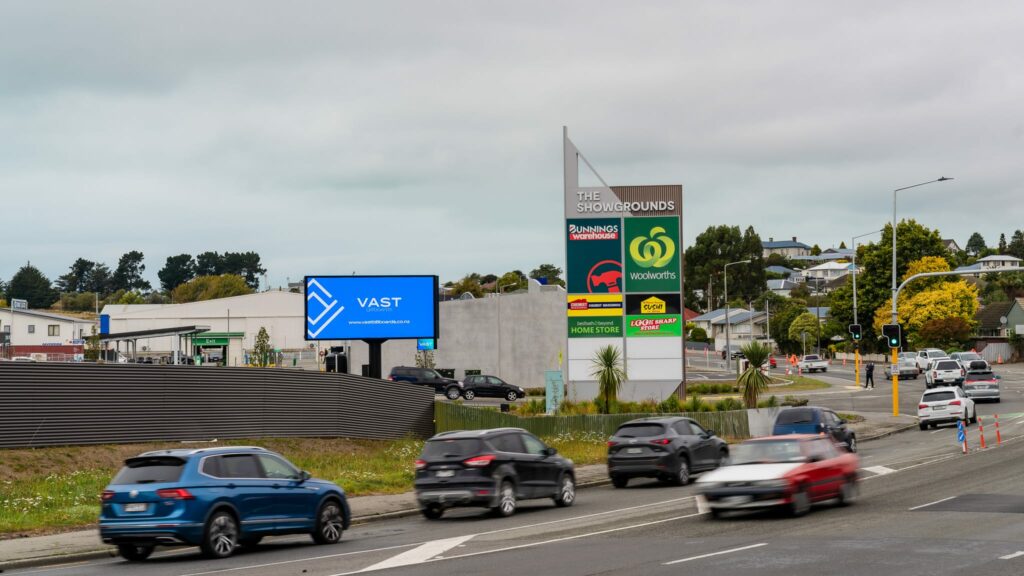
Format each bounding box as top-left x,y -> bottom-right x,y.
524,387 -> 546,397
516,398 -> 546,416
781,395 -> 809,407
713,397 -> 745,412
757,395 -> 780,408
657,394 -> 683,413
681,394 -> 712,412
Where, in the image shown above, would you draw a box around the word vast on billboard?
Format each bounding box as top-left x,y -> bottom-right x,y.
304,276 -> 438,341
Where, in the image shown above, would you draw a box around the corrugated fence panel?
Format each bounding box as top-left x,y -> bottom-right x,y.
434,402 -> 750,440
0,364 -> 434,448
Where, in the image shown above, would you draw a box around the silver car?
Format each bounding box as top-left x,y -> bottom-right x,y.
885,353 -> 920,379
962,370 -> 1001,402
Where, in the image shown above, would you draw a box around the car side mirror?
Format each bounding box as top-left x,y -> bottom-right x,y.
838,419 -> 847,425
543,447 -> 557,457
807,455 -> 823,463
703,430 -> 715,438
299,470 -> 312,482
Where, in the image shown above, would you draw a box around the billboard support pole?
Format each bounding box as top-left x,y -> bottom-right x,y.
364,338 -> 386,380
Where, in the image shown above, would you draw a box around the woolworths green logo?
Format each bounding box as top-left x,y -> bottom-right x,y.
629,226 -> 675,269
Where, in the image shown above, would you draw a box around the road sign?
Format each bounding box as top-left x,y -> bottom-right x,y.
957,420 -> 965,443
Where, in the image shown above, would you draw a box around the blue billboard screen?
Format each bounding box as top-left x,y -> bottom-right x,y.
305,276 -> 438,340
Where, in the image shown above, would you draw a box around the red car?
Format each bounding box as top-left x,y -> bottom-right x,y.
695,435 -> 859,517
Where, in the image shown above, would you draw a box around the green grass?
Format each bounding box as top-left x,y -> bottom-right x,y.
768,375 -> 830,392
0,434 -> 609,537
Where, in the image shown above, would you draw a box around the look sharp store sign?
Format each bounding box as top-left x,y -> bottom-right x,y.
563,128 -> 684,384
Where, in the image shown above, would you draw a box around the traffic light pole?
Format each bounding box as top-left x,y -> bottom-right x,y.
888,266 -> 1023,416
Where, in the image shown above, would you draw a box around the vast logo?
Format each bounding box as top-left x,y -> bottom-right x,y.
587,260 -> 623,293
629,226 -> 675,269
306,278 -> 344,338
358,297 -> 402,309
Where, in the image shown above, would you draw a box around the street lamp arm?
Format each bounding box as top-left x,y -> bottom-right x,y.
894,177 -> 953,193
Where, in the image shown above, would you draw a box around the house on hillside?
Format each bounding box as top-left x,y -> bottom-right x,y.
975,301 -> 1014,338
943,239 -> 963,254
807,307 -> 831,323
763,237 -> 811,258
977,255 -> 1022,271
767,278 -> 799,297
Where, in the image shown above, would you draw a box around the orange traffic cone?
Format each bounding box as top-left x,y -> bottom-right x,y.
998,355 -> 1004,365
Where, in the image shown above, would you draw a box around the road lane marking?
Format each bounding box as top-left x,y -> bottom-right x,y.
1000,551 -> 1024,560
863,465 -> 896,475
908,496 -> 956,511
663,543 -> 769,565
359,535 -> 474,572
327,512 -> 707,575
177,543 -> 420,576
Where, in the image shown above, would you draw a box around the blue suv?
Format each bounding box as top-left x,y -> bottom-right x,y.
100,446 -> 351,561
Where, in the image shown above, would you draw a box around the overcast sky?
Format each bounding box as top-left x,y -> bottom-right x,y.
3,1 -> 1021,289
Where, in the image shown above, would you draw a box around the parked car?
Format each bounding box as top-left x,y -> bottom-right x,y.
607,417 -> 728,488
924,359 -> 965,388
460,375 -> 525,401
917,386 -> 976,430
950,352 -> 988,371
696,435 -> 860,517
797,354 -> 828,373
915,349 -> 948,371
99,446 -> 350,561
884,354 -> 920,379
772,407 -> 857,453
962,370 -> 1001,402
388,366 -> 464,397
414,428 -> 575,519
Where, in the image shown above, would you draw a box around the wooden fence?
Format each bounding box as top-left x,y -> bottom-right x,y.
434,402 -> 750,440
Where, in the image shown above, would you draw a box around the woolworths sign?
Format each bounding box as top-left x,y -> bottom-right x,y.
624,216 -> 680,293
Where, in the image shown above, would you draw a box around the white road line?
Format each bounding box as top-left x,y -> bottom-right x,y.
908,496 -> 957,511
359,535 -> 474,572
1000,551 -> 1024,560
663,543 -> 769,565
177,543 -> 419,576
863,465 -> 896,475
327,512 -> 707,576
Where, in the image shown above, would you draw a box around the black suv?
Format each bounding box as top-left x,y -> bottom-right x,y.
414,428 -> 576,519
607,417 -> 728,488
460,375 -> 525,401
388,366 -> 463,398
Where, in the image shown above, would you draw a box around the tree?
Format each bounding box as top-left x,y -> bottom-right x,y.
221,251 -> 266,290
84,325 -> 101,362
496,271 -> 528,292
590,345 -> 627,414
252,327 -> 271,367
738,342 -> 771,408
529,264 -> 565,287
872,280 -> 978,345
449,275 -> 484,298
170,274 -> 255,303
8,263 -> 58,308
1008,230 -> 1024,259
917,317 -> 973,350
56,258 -> 97,293
685,225 -> 766,310
999,233 -> 1008,254
788,313 -> 820,353
966,232 -> 987,256
415,349 -> 436,369
838,241 -> 847,250
158,254 -> 197,292
83,263 -> 113,295
195,251 -> 223,276
111,251 -> 151,292
810,244 -> 822,256
689,327 -> 708,343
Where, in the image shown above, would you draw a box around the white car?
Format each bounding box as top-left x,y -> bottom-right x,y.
884,353 -> 920,379
918,386 -> 976,430
797,355 -> 828,373
949,352 -> 987,371
915,349 -> 948,371
924,358 -> 965,388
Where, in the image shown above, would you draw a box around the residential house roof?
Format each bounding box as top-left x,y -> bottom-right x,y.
954,263 -> 982,273
942,239 -> 963,253
711,311 -> 767,326
790,253 -> 851,263
975,301 -> 1014,332
977,255 -> 1023,264
763,239 -> 811,250
766,265 -> 795,275
2,308 -> 98,324
691,307 -> 747,323
767,279 -> 799,291
683,308 -> 700,321
806,261 -> 856,272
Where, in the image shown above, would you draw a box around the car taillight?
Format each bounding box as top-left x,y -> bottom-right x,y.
961,369 -> 966,376
650,438 -> 672,445
101,490 -> 114,501
932,371 -> 937,379
388,376 -> 395,381
607,441 -> 617,447
918,403 -> 928,409
463,454 -> 497,468
949,400 -> 962,406
156,488 -> 195,500
414,459 -> 427,470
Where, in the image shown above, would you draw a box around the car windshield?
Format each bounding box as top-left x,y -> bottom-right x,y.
421,438 -> 483,460
923,391 -> 955,402
729,440 -> 806,465
111,456 -> 186,484
958,353 -> 981,362
965,372 -> 996,382
775,408 -> 816,425
803,355 -> 819,361
614,424 -> 666,438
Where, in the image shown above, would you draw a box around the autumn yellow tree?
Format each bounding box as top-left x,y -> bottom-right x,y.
872,257 -> 978,345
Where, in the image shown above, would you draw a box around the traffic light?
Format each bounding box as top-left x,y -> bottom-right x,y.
881,324 -> 901,348
848,323 -> 862,341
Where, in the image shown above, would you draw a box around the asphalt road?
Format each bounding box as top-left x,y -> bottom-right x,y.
16,404 -> 1024,576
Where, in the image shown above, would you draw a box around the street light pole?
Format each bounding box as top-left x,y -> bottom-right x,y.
851,229 -> 882,387
723,260 -> 751,374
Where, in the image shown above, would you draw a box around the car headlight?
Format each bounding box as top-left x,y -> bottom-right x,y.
517,387 -> 524,393
458,382 -> 464,388
752,479 -> 790,488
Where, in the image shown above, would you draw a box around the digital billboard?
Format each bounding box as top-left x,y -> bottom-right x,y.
304,276 -> 438,340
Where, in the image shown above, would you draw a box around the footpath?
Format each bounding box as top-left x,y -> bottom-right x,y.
0,410 -> 917,572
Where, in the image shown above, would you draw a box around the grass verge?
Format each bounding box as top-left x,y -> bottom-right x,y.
0,434 -> 607,537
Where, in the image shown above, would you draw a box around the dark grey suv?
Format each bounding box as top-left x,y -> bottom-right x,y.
607,417 -> 728,488
414,428 -> 575,519
388,366 -> 463,398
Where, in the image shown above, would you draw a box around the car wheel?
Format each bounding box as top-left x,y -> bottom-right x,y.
790,487 -> 811,517
919,422 -> 928,431
506,391 -> 518,402
117,543 -> 154,562
837,477 -> 858,506
201,510 -> 239,559
823,368 -> 827,372
312,499 -> 344,544
611,475 -> 629,489
492,480 -> 517,517
674,458 -> 691,486
553,474 -> 576,507
846,435 -> 857,453
969,408 -> 978,424
717,448 -> 728,468
421,504 -> 444,520
446,388 -> 461,400
463,390 -> 476,401
709,507 -> 723,519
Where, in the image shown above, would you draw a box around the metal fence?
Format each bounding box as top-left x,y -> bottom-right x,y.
0,363 -> 434,448
434,402 -> 750,440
